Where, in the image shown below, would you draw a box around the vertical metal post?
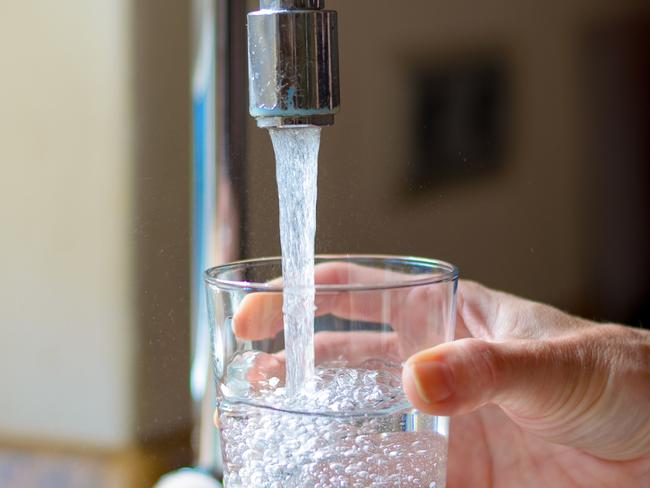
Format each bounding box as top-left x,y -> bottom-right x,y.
190,0 -> 247,477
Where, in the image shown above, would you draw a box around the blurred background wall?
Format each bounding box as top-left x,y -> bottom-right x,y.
0,1 -> 192,486
246,0 -> 650,325
0,0 -> 648,486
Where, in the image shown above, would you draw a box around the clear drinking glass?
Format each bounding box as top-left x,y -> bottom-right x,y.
205,255 -> 458,488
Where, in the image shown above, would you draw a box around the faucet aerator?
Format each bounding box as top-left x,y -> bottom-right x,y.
247,0 -> 340,128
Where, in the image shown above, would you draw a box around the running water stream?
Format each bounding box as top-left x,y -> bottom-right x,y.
269,126 -> 321,395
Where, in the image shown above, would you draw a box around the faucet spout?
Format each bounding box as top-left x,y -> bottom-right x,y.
247,0 -> 340,128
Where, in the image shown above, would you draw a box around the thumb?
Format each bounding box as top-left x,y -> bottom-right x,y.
403,338 -> 512,416
403,324 -> 650,460
402,335 -> 607,427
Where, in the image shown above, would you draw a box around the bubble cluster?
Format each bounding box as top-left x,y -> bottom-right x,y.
222,352 -> 407,414
219,364 -> 448,487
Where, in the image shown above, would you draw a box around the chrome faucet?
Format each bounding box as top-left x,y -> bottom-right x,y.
247,0 -> 340,128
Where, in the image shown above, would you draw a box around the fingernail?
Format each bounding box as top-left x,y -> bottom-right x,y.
406,360 -> 454,404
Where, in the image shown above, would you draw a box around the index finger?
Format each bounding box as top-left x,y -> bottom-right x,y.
233,262 -> 435,340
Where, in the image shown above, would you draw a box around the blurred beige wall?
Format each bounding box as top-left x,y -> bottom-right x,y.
0,1 -> 192,484
0,0 -> 135,448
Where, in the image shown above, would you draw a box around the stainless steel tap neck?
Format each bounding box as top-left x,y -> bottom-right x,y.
248,1 -> 339,128
260,0 -> 325,10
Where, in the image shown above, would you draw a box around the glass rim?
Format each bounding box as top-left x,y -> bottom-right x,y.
204,254 -> 459,292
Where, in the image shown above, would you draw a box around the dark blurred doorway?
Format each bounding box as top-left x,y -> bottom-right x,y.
584,17 -> 650,328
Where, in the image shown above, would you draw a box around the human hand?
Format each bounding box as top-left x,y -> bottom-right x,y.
403,280 -> 650,487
